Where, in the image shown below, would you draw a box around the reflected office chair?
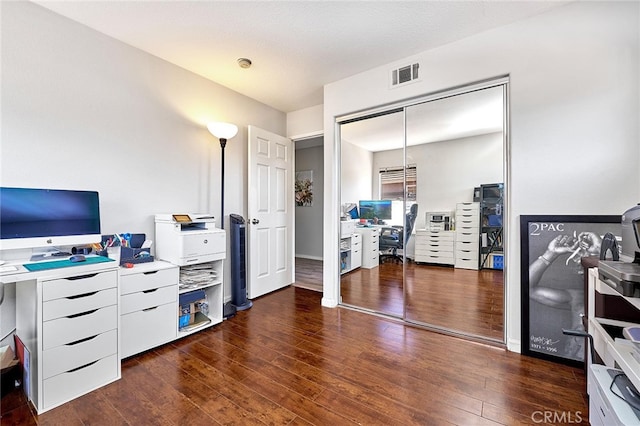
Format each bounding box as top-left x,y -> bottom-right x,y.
379,203 -> 418,263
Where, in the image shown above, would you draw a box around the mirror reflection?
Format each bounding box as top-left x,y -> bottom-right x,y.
339,85 -> 505,342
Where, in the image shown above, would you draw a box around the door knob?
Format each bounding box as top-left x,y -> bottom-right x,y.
252,219 -> 259,224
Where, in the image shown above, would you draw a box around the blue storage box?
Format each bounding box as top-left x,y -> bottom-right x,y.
492,254 -> 504,270
179,290 -> 206,328
98,233 -> 153,266
488,215 -> 502,227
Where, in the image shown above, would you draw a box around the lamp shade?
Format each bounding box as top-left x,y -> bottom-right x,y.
207,122 -> 238,140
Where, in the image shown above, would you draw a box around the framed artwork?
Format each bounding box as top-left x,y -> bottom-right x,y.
295,170 -> 313,207
520,215 -> 621,366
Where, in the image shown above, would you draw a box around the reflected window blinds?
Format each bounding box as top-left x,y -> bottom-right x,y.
379,166 -> 416,201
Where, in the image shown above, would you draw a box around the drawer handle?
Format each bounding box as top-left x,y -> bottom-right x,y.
67,360 -> 99,373
67,291 -> 99,300
143,270 -> 159,275
143,306 -> 159,312
66,334 -> 99,346
67,309 -> 98,319
142,288 -> 158,294
66,273 -> 99,281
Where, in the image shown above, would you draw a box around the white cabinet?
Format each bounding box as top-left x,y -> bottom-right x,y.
340,233 -> 362,274
155,214 -> 225,338
454,202 -> 480,270
119,261 -> 179,358
414,230 -> 454,265
351,233 -> 362,269
16,265 -> 120,414
355,227 -> 379,269
177,261 -> 224,336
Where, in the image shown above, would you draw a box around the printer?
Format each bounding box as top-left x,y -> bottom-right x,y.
598,204 -> 640,297
154,213 -> 226,266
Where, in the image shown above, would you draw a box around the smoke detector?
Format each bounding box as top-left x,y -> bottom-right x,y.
237,58 -> 252,69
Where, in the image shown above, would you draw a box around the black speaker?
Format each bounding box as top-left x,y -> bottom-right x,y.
230,214 -> 252,310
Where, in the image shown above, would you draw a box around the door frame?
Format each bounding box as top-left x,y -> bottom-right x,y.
333,76 -> 511,344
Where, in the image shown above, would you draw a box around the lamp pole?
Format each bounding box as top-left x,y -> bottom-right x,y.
207,122 -> 237,230
219,138 -> 227,229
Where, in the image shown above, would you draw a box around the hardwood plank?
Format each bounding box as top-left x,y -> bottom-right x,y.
341,261 -> 504,340
1,286 -> 587,425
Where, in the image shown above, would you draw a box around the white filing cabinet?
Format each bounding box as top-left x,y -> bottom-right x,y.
454,202 -> 480,270
119,261 -> 179,358
355,227 -> 379,268
414,230 -> 454,265
16,265 -> 120,414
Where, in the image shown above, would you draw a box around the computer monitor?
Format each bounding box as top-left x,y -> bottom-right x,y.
0,187 -> 102,251
359,200 -> 392,220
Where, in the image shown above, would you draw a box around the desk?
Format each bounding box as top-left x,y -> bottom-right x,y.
1,257 -> 120,414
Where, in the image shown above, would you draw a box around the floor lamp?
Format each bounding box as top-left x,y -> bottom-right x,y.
207,122 -> 238,230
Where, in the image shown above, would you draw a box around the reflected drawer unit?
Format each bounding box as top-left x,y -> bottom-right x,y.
415,230 -> 454,265
355,227 -> 379,269
454,202 -> 480,270
119,261 -> 179,358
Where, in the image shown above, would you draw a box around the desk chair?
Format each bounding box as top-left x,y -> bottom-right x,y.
379,204 -> 418,263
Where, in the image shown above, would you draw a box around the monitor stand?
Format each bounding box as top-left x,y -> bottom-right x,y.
30,247 -> 72,262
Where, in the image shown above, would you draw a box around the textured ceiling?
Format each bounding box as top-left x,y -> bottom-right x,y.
34,1 -> 571,113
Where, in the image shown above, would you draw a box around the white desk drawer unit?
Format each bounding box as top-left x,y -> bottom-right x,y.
32,269 -> 120,413
454,202 -> 479,270
119,261 -> 179,359
415,230 -> 454,265
356,227 -> 379,268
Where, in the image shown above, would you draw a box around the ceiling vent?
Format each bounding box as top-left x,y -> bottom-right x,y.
390,63 -> 420,87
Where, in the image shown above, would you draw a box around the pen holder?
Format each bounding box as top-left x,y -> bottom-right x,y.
99,233 -> 154,266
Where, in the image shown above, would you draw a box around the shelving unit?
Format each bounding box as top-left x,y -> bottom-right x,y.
340,233 -> 361,274
479,183 -> 503,270
177,261 -> 224,336
154,214 -> 226,339
587,267 -> 640,424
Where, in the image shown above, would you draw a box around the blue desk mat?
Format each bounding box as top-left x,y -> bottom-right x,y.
23,256 -> 115,272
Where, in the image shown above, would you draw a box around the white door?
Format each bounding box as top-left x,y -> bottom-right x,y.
247,125 -> 294,299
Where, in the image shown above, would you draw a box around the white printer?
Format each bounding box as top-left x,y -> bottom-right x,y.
154,213 -> 226,266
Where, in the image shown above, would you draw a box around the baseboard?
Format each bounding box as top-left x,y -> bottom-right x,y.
507,338 -> 521,353
321,295 -> 338,308
295,254 -> 323,261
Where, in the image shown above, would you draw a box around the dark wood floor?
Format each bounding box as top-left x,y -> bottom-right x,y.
341,261 -> 504,340
1,286 -> 587,425
294,258 -> 323,292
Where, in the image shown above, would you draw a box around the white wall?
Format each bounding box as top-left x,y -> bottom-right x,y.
373,132 -> 503,230
295,145 -> 324,260
340,140 -> 374,204
1,1 -> 287,334
287,104 -> 323,139
323,1 -> 640,353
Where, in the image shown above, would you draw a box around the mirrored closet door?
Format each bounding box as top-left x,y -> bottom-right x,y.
339,110 -> 405,317
338,82 -> 507,343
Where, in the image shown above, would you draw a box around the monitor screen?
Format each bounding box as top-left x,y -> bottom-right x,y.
359,200 -> 392,220
0,187 -> 101,251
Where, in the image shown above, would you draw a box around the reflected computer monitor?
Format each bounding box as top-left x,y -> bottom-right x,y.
359,200 -> 392,220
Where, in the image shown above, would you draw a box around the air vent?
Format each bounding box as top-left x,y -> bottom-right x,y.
391,63 -> 420,87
